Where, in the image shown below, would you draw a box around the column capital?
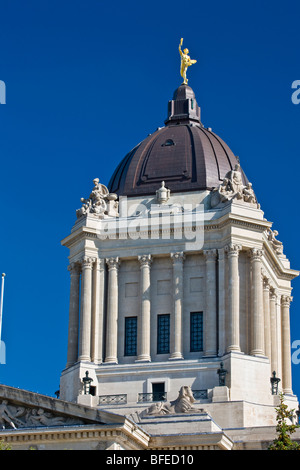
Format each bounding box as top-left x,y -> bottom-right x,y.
106,257 -> 120,271
270,288 -> 278,301
281,295 -> 293,307
263,277 -> 270,291
249,247 -> 263,261
81,256 -> 95,269
225,244 -> 242,256
138,254 -> 153,267
203,249 -> 217,260
170,252 -> 185,263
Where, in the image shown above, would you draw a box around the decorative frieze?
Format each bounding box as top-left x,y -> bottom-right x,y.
0,399 -> 84,429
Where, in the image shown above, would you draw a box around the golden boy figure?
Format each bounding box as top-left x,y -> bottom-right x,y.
179,38 -> 197,85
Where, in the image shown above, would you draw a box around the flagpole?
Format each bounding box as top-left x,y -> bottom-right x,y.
0,273 -> 6,349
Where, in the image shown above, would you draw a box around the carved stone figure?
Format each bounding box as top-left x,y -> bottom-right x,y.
0,400 -> 84,429
76,178 -> 119,219
243,182 -> 256,203
142,386 -> 203,416
27,408 -> 66,426
0,400 -> 17,429
266,229 -> 283,255
211,164 -> 259,208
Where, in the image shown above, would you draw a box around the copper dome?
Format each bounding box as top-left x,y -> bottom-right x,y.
108,85 -> 247,197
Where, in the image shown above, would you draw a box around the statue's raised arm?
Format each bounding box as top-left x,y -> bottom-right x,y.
179,37 -> 184,56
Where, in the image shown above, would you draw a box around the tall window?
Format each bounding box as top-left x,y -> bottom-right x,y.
190,312 -> 203,352
157,314 -> 170,354
124,317 -> 137,356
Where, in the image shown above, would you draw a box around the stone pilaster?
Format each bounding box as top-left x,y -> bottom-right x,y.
203,249 -> 217,356
104,257 -> 120,364
225,244 -> 242,352
66,262 -> 81,367
249,248 -> 264,356
169,252 -> 185,360
78,256 -> 95,361
281,295 -> 293,394
137,254 -> 152,362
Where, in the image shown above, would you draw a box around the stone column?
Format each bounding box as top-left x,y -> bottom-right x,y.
66,262 -> 81,367
249,248 -> 264,356
263,277 -> 271,360
225,244 -> 241,352
270,288 -> 278,374
217,248 -> 226,356
169,252 -> 185,360
137,254 -> 152,362
281,295 -> 293,394
105,257 -> 120,364
78,256 -> 95,361
203,249 -> 217,356
91,258 -> 105,364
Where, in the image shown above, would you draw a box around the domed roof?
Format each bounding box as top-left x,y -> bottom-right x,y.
108,84 -> 247,197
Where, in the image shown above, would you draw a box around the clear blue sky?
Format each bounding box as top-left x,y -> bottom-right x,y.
1,0 -> 300,399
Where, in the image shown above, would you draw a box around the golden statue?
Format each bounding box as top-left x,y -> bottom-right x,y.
179,38 -> 197,85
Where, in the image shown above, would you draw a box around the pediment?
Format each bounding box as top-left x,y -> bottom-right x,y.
0,385 -> 106,430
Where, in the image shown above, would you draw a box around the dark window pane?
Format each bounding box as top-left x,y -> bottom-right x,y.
157,314 -> 170,354
190,312 -> 203,352
152,383 -> 165,401
124,317 -> 137,356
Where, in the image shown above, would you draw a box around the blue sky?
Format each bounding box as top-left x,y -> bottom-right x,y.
1,0 -> 300,399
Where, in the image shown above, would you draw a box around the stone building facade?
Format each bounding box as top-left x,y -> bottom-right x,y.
0,83 -> 299,450
59,84 -> 299,440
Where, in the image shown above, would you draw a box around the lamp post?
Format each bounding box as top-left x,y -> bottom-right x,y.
82,371 -> 93,395
217,362 -> 228,386
0,273 -> 6,352
270,371 -> 281,395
